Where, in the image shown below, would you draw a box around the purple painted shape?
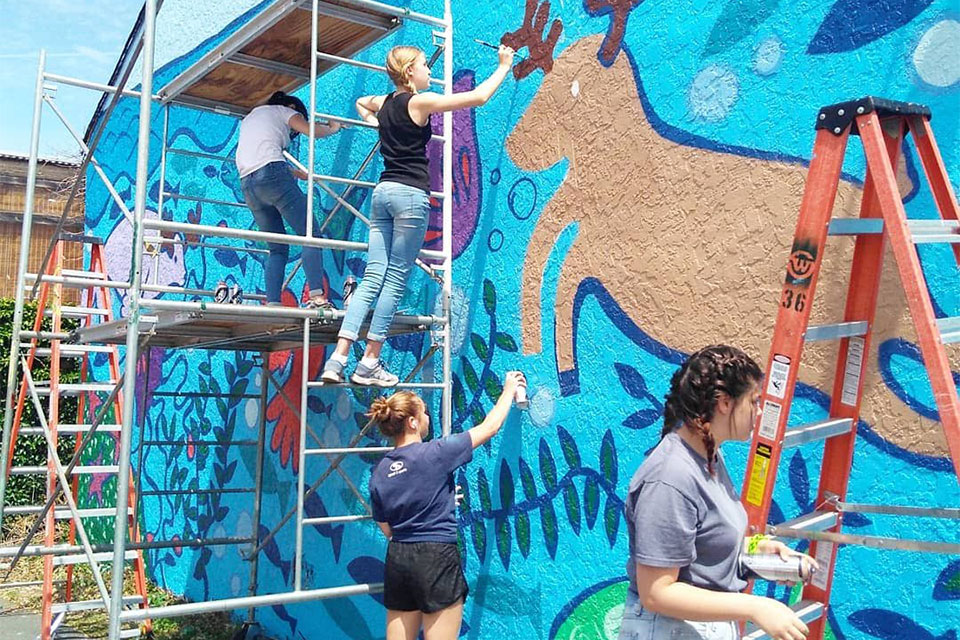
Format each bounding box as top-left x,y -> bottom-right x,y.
425,70 -> 483,260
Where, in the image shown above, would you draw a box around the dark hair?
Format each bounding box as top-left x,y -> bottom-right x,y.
266,91 -> 308,121
662,345 -> 762,474
367,391 -> 423,439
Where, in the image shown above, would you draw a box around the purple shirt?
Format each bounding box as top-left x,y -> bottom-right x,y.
370,432 -> 473,543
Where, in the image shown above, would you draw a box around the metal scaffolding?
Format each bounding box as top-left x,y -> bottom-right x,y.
0,1 -> 454,638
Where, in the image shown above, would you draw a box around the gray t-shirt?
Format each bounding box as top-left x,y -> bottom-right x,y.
624,431 -> 747,594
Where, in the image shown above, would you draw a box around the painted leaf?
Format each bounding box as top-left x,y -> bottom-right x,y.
704,0 -> 781,57
453,377 -> 467,416
484,374 -> 503,403
462,357 -> 480,394
614,362 -> 650,399
584,475 -> 600,529
471,333 -> 489,361
623,408 -> 661,430
519,458 -> 537,501
472,519 -> 487,562
563,483 -> 582,534
495,332 -> 518,352
848,608 -> 940,640
541,501 -> 559,559
483,279 -> 496,315
843,511 -> 872,528
604,495 -> 621,548
495,517 -> 512,569
600,430 -> 618,486
515,512 -> 531,558
499,460 -> 515,511
470,406 -> 485,428
457,470 -> 471,513
934,559 -> 960,601
557,425 -> 581,469
788,451 -> 810,510
477,468 -> 492,511
808,0 -> 933,54
539,439 -> 558,491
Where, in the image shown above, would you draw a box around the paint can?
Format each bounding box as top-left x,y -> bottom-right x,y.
343,275 -> 358,307
513,373 -> 529,410
739,553 -> 814,584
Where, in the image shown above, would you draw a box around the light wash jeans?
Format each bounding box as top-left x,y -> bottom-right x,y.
240,161 -> 324,304
618,589 -> 740,640
338,181 -> 429,342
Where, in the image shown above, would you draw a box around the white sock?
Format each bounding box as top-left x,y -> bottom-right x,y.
330,352 -> 348,365
360,356 -> 379,368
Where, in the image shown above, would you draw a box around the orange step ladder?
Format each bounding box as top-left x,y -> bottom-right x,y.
2,235 -> 151,639
739,97 -> 960,640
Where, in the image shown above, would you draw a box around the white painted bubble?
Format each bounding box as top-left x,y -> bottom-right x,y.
689,65 -> 739,121
914,20 -> 960,88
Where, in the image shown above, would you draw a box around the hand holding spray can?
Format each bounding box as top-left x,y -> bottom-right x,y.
508,371 -> 529,409
739,553 -> 816,584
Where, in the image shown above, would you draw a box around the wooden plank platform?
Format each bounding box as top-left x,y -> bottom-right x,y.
71,306 -> 437,352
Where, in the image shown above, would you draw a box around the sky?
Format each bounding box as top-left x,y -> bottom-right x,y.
0,0 -> 142,159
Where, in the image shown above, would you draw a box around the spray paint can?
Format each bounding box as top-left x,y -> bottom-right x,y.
739,553 -> 814,584
512,372 -> 529,410
343,275 -> 358,307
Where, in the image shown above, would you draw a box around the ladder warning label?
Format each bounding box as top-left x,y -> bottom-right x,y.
766,354 -> 791,399
746,443 -> 772,506
812,541 -> 834,590
758,400 -> 782,440
841,337 -> 866,406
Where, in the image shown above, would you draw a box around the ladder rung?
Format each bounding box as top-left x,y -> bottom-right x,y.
20,331 -> 71,341
57,233 -> 104,245
744,601 -> 824,640
120,629 -> 142,639
770,510 -> 838,534
61,269 -> 105,279
33,382 -> 118,395
9,465 -> 119,475
303,514 -> 372,526
10,466 -> 46,475
19,424 -> 122,435
827,218 -> 884,236
45,306 -> 110,318
783,418 -> 854,448
53,550 -> 138,566
3,506 -> 130,519
52,595 -> 142,614
936,317 -> 960,344
25,345 -> 114,356
908,219 -> 960,244
304,447 -> 393,455
804,321 -> 868,342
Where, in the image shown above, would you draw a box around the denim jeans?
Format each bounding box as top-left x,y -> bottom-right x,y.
618,589 -> 740,640
240,161 -> 324,304
338,181 -> 429,342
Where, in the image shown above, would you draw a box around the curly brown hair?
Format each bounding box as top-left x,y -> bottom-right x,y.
662,345 -> 762,474
366,391 -> 424,439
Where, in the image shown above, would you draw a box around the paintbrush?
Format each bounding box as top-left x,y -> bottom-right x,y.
473,38 -> 528,63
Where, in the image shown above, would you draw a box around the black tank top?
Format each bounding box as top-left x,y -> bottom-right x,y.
377,92 -> 432,193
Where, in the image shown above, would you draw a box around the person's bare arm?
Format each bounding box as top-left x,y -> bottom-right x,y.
288,114 -> 341,138
377,522 -> 392,540
407,46 -> 514,124
637,564 -> 809,640
467,371 -> 525,449
356,94 -> 387,126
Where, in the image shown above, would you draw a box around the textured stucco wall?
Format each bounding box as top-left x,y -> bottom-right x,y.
84,1 -> 960,639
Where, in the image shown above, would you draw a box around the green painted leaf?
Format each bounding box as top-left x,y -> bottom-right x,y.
604,495 -> 621,548
453,377 -> 467,416
515,512 -> 531,558
484,374 -> 503,403
584,475 -> 600,529
495,332 -> 518,352
499,460 -> 514,510
563,483 -> 582,534
471,333 -> 489,361
483,279 -> 496,315
462,357 -> 480,394
477,468 -> 492,511
557,425 -> 581,469
495,517 -> 512,569
518,458 -> 537,501
540,501 -> 558,559
539,439 -> 557,491
470,406 -> 485,428
600,430 -> 618,486
704,0 -> 780,57
471,520 -> 487,562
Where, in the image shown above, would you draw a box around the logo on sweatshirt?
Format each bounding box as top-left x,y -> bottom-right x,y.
388,460 -> 407,478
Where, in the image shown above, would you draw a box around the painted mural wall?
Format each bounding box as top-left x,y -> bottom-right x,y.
81,1 -> 960,638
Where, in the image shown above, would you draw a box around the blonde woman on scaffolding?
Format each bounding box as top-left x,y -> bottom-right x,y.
321,43 -> 515,387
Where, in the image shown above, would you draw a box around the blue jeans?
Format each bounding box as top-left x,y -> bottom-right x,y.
240,162 -> 324,304
618,589 -> 740,640
338,181 -> 429,342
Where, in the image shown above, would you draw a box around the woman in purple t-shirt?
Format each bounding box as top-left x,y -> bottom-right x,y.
367,371 -> 525,640
620,345 -> 818,640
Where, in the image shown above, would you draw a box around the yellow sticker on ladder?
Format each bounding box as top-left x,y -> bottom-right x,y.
746,443 -> 772,506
